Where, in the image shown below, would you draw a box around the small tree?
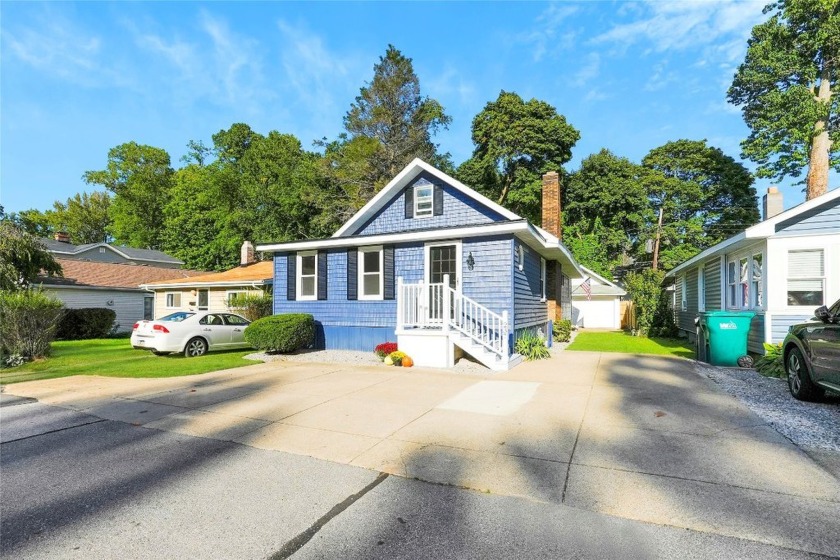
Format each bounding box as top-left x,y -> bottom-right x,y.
228,292 -> 273,322
623,269 -> 666,336
0,220 -> 62,291
0,289 -> 64,362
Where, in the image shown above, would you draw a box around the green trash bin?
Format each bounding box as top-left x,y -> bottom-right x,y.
698,311 -> 755,367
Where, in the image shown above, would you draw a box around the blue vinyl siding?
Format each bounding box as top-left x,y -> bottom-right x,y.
775,199 -> 840,236
462,236 -> 513,319
513,241 -> 548,329
353,173 -> 506,236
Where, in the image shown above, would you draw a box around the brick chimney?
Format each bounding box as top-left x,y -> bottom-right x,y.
54,231 -> 71,243
541,171 -> 562,239
240,241 -> 256,266
763,187 -> 783,220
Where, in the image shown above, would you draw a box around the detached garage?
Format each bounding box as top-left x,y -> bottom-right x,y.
571,267 -> 626,329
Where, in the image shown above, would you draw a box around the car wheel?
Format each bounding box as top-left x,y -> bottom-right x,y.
151,350 -> 170,356
786,347 -> 823,401
184,337 -> 208,358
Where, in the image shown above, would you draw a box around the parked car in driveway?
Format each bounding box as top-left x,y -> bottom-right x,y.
782,298 -> 840,401
131,311 -> 251,357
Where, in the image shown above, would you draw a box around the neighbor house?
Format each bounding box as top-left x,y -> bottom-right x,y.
38,259 -> 206,332
665,186 -> 840,353
41,234 -> 184,268
571,266 -> 626,329
141,242 -> 273,318
256,159 -> 585,371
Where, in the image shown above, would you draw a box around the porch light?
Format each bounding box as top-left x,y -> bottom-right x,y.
467,252 -> 475,270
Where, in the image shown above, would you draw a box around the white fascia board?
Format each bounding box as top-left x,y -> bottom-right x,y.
513,224 -> 586,280
259,221 -> 532,252
39,283 -> 150,293
140,280 -> 271,290
332,158 -> 521,238
748,186 -> 840,238
579,265 -> 622,289
665,232 -> 747,278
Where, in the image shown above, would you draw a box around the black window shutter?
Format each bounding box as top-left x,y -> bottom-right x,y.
347,249 -> 358,300
317,251 -> 328,300
404,187 -> 414,219
286,254 -> 296,300
433,184 -> 443,216
383,246 -> 395,300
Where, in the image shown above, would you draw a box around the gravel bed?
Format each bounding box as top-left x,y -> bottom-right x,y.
695,362 -> 840,452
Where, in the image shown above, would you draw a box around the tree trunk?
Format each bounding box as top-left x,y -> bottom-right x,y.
805,64 -> 832,200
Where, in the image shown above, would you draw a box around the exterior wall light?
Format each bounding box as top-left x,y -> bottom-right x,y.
467,252 -> 475,270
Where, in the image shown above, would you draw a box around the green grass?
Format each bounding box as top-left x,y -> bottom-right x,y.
0,338 -> 260,384
566,331 -> 694,358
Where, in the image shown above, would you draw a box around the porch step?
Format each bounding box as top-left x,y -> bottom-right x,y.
450,333 -> 515,372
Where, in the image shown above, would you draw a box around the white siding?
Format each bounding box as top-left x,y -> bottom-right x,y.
152,287 -> 265,319
44,287 -> 146,333
572,296 -> 621,329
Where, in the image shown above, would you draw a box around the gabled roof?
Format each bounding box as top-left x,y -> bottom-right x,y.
332,158 -> 521,237
666,186 -> 840,278
141,260 -> 274,289
39,238 -> 183,265
39,259 -> 206,290
572,266 -> 626,297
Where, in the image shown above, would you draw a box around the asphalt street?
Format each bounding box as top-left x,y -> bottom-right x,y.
1,396 -> 829,560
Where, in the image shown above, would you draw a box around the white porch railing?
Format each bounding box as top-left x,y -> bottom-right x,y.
396,275 -> 509,360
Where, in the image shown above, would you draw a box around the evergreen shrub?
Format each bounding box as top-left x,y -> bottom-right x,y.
244,314 -> 315,353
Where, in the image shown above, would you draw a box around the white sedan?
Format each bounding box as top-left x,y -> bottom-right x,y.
131,311 -> 252,357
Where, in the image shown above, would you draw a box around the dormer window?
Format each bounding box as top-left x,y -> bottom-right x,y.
414,185 -> 433,218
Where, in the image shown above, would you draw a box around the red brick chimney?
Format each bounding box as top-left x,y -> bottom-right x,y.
541,171 -> 562,239
54,231 -> 71,243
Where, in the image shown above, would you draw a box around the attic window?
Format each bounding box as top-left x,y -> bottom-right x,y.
414,185 -> 433,218
99,247 -> 106,254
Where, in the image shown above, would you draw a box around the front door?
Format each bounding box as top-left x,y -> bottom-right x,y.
425,242 -> 461,322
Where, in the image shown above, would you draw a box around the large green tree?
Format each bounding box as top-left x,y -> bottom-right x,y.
83,142 -> 174,249
641,140 -> 759,270
0,217 -> 62,291
563,149 -> 651,275
344,45 -> 452,186
728,0 -> 839,200
456,91 -> 580,224
49,191 -> 111,244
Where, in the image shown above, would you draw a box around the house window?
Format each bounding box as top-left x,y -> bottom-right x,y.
227,291 -> 247,307
197,289 -> 209,311
414,185 -> 433,218
787,249 -> 824,306
680,276 -> 687,311
297,251 -> 317,300
166,293 -> 181,308
358,246 -> 383,300
99,247 -> 106,254
698,268 -> 705,312
144,296 -> 154,320
517,244 -> 524,271
739,257 -> 749,308
751,253 -> 763,308
727,261 -> 737,307
540,258 -> 546,301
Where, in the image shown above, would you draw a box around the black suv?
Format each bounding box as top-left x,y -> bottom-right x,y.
782,298 -> 840,401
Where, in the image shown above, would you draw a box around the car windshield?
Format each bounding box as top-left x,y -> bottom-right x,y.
158,312 -> 195,322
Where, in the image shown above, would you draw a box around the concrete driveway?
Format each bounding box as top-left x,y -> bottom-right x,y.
3,352 -> 839,557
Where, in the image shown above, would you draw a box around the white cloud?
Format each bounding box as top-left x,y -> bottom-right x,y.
426,66 -> 477,107
517,3 -> 579,61
573,53 -> 600,87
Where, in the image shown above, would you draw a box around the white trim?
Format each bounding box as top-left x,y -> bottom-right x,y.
540,257 -> 546,301
296,250 -> 317,301
698,267 -> 705,312
358,245 -> 384,300
413,184 -> 433,219
332,158 -> 520,237
165,292 -> 182,308
424,240 -> 462,291
517,244 -> 524,271
141,279 -> 272,290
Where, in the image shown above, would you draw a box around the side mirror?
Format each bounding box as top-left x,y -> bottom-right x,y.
814,305 -> 830,322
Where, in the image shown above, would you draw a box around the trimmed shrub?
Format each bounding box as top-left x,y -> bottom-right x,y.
244,313 -> 315,353
514,330 -> 550,360
228,292 -> 273,322
56,308 -> 117,340
374,342 -> 398,360
553,319 -> 573,343
0,289 -> 64,361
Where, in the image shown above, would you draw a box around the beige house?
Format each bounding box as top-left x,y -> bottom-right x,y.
141,243 -> 273,318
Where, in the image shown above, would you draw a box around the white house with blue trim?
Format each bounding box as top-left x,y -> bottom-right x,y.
665,186 -> 840,354
256,159 -> 585,371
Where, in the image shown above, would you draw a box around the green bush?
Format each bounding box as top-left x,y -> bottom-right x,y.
56,308 -> 117,340
227,292 -> 273,322
648,289 -> 680,338
514,330 -> 550,360
243,313 -> 315,353
0,289 -> 64,361
553,319 -> 573,343
754,342 -> 785,377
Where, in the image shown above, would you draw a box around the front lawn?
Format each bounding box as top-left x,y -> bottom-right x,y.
566,331 -> 694,358
0,338 -> 260,384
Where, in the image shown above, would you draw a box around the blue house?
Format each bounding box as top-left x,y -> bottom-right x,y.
256,159 -> 585,370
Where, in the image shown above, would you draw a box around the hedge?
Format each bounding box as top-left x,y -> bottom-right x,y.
56,308 -> 117,340
244,313 -> 315,353
0,289 -> 64,360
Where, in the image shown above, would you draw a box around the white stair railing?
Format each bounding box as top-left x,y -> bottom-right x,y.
397,275 -> 509,360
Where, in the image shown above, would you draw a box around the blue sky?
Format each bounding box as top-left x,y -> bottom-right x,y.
2,1 -> 833,216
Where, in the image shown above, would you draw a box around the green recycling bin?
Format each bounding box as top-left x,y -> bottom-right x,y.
698,310 -> 755,367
